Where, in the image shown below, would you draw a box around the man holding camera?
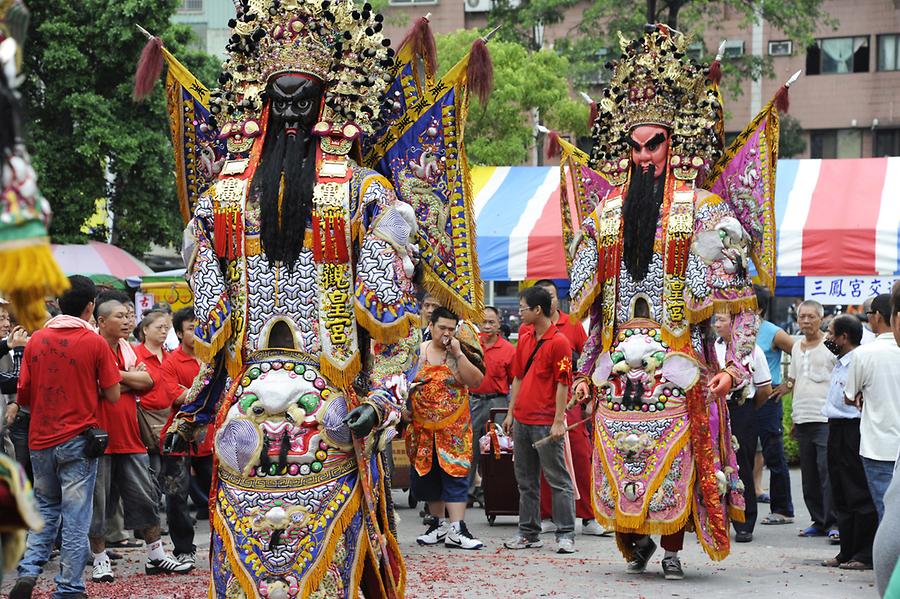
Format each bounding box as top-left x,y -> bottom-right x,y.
9,276 -> 121,599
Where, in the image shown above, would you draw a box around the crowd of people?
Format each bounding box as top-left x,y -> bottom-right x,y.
1,276 -> 210,599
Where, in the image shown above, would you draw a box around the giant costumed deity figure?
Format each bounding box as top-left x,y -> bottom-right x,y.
142,1 -> 490,597
163,2 -> 421,597
566,25 -> 787,578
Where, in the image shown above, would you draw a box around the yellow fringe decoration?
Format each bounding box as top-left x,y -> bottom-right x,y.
194,314 -> 232,365
319,350 -> 362,392
353,299 -> 416,344
0,242 -> 69,331
301,483 -> 364,598
211,502 -> 257,599
687,296 -> 759,324
568,274 -> 602,324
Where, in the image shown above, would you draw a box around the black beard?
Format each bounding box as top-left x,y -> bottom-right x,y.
622,164 -> 665,281
251,123 -> 317,268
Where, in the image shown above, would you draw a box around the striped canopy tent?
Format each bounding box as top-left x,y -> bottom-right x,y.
52,241 -> 154,279
472,159 -> 900,287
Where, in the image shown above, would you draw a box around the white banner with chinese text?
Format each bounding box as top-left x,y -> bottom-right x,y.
804,276 -> 900,305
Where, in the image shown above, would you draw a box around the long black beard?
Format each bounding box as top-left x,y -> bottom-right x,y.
622,165 -> 666,281
251,125 -> 317,268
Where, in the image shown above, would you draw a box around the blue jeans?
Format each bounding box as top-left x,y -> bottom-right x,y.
862,457 -> 895,521
17,434 -> 97,598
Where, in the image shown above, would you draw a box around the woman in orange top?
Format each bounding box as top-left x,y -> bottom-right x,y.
406,307 -> 484,550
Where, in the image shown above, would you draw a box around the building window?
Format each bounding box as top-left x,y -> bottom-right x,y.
806,36 -> 869,74
878,34 -> 900,71
768,40 -> 793,57
687,41 -> 704,61
810,129 -> 862,159
874,129 -> 900,157
722,40 -> 745,58
178,0 -> 203,12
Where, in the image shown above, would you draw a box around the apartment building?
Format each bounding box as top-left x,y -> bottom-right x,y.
383,0 -> 900,158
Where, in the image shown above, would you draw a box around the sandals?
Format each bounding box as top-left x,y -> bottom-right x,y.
760,513 -> 794,525
107,539 -> 142,548
838,561 -> 872,571
798,526 -> 827,537
827,529 -> 841,544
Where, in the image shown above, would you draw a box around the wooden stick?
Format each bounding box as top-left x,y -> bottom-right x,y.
532,416 -> 591,448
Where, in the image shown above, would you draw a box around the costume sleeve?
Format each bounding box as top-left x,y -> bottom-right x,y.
689,193 -> 759,386
0,347 -> 22,394
353,173 -> 421,435
184,192 -> 232,363
567,214 -> 601,323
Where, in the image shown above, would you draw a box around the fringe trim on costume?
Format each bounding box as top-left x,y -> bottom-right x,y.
569,276 -> 602,324
353,299 -> 415,344
211,505 -> 257,598
319,351 -> 362,391
421,268 -> 483,324
687,296 -> 759,323
0,241 -> 69,330
729,505 -> 746,523
301,484 -> 363,597
194,317 -> 232,365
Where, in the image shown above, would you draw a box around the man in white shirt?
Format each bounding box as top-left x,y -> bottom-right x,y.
773,299 -> 837,539
713,312 -> 772,544
860,296 -> 877,345
821,314 -> 876,571
845,293 -> 900,520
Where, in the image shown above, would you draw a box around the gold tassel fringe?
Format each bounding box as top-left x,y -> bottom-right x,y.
0,241 -> 69,331
353,299 -> 416,344
319,351 -> 362,391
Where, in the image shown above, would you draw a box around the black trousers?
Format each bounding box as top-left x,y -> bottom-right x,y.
162,454 -> 213,555
796,422 -> 837,530
729,399 -> 758,534
827,418 -> 877,564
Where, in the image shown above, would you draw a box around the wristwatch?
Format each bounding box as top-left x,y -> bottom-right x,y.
786,380 -> 794,390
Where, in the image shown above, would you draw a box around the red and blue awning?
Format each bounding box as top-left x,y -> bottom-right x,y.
472,158 -> 900,281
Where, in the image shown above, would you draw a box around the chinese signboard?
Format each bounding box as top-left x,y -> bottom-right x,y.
804,276 -> 900,305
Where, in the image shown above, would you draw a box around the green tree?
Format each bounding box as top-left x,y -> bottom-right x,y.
436,29 -> 588,165
23,0 -> 220,256
778,114 -> 806,158
491,0 -> 835,99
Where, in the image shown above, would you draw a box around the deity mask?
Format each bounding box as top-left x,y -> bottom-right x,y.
627,125 -> 669,178
251,73 -> 325,268
267,74 -> 323,137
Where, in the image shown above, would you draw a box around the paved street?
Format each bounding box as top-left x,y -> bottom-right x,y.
2,468 -> 880,598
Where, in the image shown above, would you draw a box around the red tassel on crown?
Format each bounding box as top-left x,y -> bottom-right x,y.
399,15 -> 438,77
133,32 -> 164,101
546,130 -> 562,160
467,37 -> 494,106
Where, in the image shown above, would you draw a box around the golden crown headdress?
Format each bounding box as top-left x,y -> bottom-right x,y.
589,25 -> 723,185
210,0 -> 394,153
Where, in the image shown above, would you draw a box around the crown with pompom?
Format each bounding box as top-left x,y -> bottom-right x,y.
589,25 -> 723,185
210,0 -> 394,153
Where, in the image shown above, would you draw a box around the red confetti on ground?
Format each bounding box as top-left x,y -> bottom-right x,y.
26,569 -> 209,599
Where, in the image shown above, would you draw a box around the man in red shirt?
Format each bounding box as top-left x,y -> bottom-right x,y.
468,306 -> 516,502
88,297 -> 191,584
502,286 -> 576,554
10,276 -> 121,599
159,307 -> 210,567
526,280 -> 604,537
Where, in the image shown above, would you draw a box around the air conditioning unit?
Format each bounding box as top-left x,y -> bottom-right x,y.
768,40 -> 793,57
464,0 -> 491,12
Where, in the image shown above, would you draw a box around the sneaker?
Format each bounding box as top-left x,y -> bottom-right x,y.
582,519 -> 609,536
556,537 -> 575,554
540,520 -> 557,534
176,552 -> 197,567
9,576 -> 36,599
145,554 -> 194,574
626,537 -> 657,574
503,535 -> 544,550
662,555 -> 684,580
92,559 -> 115,583
445,521 -> 484,550
416,519 -> 449,546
